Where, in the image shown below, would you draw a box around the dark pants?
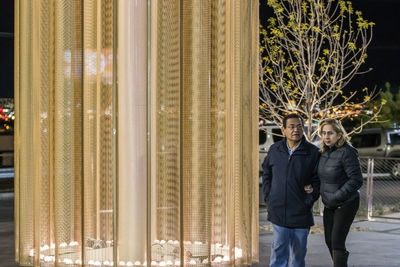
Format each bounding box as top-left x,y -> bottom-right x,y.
323,196 -> 359,252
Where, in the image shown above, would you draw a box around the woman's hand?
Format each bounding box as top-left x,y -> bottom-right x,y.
304,184 -> 313,194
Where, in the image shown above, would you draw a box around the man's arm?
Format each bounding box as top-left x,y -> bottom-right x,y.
309,154 -> 321,203
305,152 -> 321,206
262,152 -> 272,204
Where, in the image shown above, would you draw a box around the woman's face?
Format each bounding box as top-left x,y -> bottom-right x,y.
321,124 -> 340,147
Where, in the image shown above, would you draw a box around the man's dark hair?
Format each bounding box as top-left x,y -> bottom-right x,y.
282,113 -> 304,128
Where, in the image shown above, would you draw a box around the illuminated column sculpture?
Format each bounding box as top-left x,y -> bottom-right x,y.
14,0 -> 259,266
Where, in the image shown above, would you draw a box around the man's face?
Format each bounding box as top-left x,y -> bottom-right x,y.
282,118 -> 304,143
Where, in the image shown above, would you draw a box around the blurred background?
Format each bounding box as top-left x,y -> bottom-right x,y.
0,1 -> 14,193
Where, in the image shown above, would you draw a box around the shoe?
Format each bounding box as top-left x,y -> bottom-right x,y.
332,250 -> 349,267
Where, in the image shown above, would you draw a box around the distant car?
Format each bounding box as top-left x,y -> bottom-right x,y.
0,132 -> 13,167
259,124 -> 282,205
351,128 -> 400,178
259,124 -> 282,175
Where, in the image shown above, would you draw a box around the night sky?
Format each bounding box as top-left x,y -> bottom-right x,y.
0,1 -> 399,98
351,0 -> 400,94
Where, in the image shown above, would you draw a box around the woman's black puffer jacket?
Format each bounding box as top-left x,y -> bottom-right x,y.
318,143 -> 363,208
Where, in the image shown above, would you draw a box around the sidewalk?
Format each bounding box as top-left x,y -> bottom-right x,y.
1,194 -> 400,267
0,193 -> 18,267
255,207 -> 400,267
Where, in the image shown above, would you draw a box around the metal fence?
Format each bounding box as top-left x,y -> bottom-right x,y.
360,157 -> 400,220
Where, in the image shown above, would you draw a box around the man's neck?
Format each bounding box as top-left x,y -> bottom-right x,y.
287,139 -> 300,150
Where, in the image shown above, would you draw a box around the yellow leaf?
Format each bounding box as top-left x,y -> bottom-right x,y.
348,42 -> 356,51
312,26 -> 321,33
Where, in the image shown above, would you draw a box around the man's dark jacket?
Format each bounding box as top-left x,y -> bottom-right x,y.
262,137 -> 320,228
318,143 -> 363,208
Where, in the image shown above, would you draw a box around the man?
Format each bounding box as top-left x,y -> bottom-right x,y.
262,113 -> 320,267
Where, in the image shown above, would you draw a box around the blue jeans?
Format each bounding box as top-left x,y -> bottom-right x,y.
270,224 -> 310,267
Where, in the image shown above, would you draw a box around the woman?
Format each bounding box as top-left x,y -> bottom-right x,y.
318,119 -> 363,267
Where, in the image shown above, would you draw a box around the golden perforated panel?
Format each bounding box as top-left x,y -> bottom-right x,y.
210,0 -> 228,251
32,1 -> 54,266
17,1 -> 34,265
83,0 -> 98,245
82,1 -> 114,263
250,1 -> 260,260
53,0 -> 83,261
155,0 -> 181,244
98,0 -> 114,245
14,0 -> 20,262
181,0 -> 213,256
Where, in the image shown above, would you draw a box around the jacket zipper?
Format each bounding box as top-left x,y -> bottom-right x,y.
285,151 -> 292,225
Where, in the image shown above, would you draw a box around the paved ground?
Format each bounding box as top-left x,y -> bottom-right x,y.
255,207 -> 400,267
0,193 -> 18,267
1,194 -> 400,267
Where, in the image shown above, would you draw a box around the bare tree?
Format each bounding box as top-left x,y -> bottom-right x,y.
260,0 -> 381,140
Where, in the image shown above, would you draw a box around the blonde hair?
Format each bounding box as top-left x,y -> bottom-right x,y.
319,119 -> 350,152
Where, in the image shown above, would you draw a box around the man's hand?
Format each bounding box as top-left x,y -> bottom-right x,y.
304,184 -> 313,194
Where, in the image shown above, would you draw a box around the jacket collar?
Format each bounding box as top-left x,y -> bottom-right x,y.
278,136 -> 309,155
325,143 -> 342,153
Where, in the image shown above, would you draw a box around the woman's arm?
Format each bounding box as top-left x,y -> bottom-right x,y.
333,145 -> 363,202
